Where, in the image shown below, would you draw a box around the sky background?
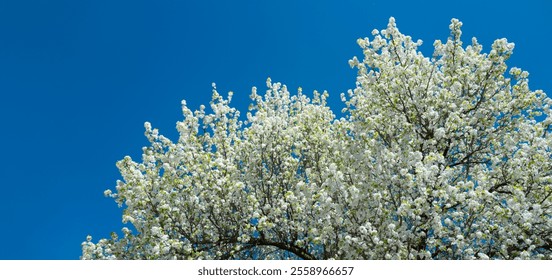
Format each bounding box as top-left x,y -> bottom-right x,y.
0,0 -> 550,259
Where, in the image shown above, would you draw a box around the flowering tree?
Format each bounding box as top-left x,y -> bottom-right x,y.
82,18 -> 552,260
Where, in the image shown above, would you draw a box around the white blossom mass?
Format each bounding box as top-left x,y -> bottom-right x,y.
83,18 -> 552,260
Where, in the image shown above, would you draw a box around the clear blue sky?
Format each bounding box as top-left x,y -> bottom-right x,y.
0,0 -> 550,259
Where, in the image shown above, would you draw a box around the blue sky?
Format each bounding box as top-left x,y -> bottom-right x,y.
0,0 -> 550,259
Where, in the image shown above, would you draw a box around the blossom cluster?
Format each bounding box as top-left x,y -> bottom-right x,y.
83,18 -> 552,260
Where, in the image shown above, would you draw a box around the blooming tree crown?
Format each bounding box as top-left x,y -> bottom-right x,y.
83,18 -> 552,260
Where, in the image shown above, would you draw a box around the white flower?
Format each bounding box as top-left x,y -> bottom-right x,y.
151,226 -> 161,236
434,127 -> 446,139
478,253 -> 489,260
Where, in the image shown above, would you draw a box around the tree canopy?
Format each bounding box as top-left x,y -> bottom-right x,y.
82,18 -> 552,260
